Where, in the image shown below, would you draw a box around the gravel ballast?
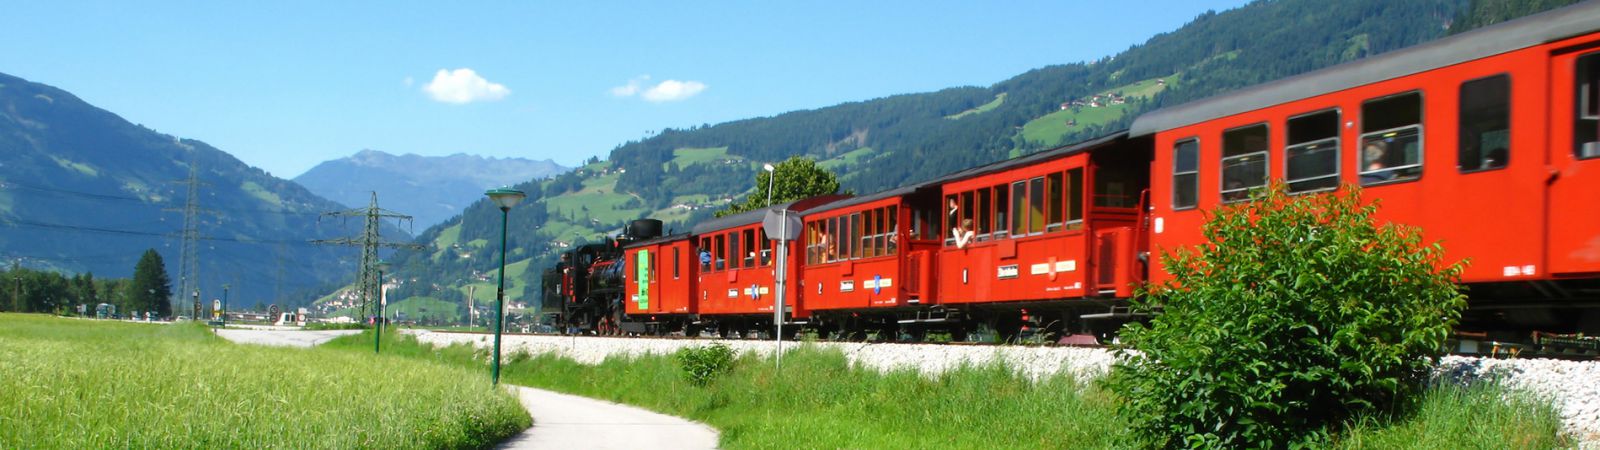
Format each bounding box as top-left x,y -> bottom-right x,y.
408,330 -> 1598,446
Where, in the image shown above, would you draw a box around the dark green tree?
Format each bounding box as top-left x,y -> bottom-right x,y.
716,156 -> 846,217
129,249 -> 173,318
1108,185 -> 1467,447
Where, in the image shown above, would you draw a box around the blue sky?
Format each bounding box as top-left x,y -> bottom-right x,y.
2,0 -> 1249,178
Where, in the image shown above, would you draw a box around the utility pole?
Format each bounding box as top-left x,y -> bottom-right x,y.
313,192 -> 426,320
466,285 -> 475,327
167,157 -> 211,316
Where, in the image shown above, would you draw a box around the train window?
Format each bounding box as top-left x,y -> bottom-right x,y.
1460,74 -> 1509,172
850,212 -> 864,259
959,191 -> 974,243
1285,109 -> 1341,193
828,217 -> 840,262
1010,181 -> 1027,236
1222,123 -> 1269,202
994,183 -> 1009,239
713,235 -> 726,271
1360,91 -> 1424,184
726,232 -> 739,271
1046,172 -> 1064,231
886,205 -> 899,255
944,194 -> 958,246
699,237 -> 711,272
872,208 -> 886,257
976,188 -> 992,241
809,222 -> 823,264
1173,139 -> 1199,209
742,229 -> 755,268
760,235 -> 772,266
1577,53 -> 1600,159
861,209 -> 876,258
673,246 -> 681,279
1028,177 -> 1046,235
1067,168 -> 1084,227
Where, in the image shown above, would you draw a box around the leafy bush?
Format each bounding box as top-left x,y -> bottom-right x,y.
675,343 -> 736,387
1109,185 -> 1467,448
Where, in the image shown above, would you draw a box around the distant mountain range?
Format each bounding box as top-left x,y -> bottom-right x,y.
0,71 -> 393,309
293,150 -> 569,228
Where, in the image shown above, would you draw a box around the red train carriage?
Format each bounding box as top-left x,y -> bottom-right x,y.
621,233 -> 696,335
691,196 -> 845,337
1132,3 -> 1600,337
931,133 -> 1152,340
798,184 -> 945,339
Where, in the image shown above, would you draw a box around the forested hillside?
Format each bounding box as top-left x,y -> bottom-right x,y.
0,72 -> 391,309
379,0 -> 1578,319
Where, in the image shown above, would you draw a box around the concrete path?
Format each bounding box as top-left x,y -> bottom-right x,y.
498,385 -> 719,450
213,327 -> 362,347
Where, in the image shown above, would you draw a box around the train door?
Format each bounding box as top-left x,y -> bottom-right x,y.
1549,46 -> 1600,276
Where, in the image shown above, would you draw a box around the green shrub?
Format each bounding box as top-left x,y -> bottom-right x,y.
1108,184 -> 1467,448
675,343 -> 735,387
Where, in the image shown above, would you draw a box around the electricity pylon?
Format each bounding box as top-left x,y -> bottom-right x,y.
314,192 -> 426,318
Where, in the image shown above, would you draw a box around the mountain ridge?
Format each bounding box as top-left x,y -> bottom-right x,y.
293,150 -> 569,228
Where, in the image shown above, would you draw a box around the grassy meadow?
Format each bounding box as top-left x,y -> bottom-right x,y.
0,314 -> 528,449
355,333 -> 1569,449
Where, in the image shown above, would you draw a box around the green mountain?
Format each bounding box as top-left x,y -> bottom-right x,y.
0,71 -> 393,310
380,0 -> 1577,319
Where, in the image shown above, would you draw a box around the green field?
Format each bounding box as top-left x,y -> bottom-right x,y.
374,336 -> 1567,449
945,93 -> 1007,120
0,314 -> 529,448
386,296 -> 460,322
668,146 -> 740,167
1019,75 -> 1174,148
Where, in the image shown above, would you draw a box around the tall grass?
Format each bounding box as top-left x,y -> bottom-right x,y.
345,333 -> 1570,449
0,314 -> 528,449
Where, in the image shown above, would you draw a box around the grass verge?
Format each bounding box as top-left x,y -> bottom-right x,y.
345,333 -> 1570,449
0,314 -> 528,448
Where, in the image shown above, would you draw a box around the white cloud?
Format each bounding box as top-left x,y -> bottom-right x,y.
609,75 -> 649,97
610,75 -> 707,102
643,79 -> 707,102
422,68 -> 510,104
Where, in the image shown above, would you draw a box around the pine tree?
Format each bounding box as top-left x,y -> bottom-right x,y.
129,249 -> 173,317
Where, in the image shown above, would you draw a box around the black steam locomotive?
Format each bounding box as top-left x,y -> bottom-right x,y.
539,219 -> 662,334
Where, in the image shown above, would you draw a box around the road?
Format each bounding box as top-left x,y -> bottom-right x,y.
212,327 -> 361,347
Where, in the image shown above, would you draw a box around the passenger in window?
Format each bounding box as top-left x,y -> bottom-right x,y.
1362,141 -> 1396,183
1223,179 -> 1246,202
953,218 -> 976,249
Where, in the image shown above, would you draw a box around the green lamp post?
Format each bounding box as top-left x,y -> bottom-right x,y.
485,187 -> 526,385
375,260 -> 390,354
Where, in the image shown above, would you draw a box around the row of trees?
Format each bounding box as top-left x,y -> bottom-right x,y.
1,249 -> 172,317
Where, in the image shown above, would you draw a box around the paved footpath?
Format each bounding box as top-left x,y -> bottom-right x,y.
497,386 -> 719,450
214,327 -> 719,449
212,326 -> 361,347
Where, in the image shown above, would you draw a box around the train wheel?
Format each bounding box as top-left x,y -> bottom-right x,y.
950,326 -> 969,343
815,325 -> 833,341
717,324 -> 731,339
906,325 -> 927,343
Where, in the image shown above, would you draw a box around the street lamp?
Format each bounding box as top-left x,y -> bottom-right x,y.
375,260 -> 390,354
222,284 -> 230,326
763,163 -> 776,207
485,187 -> 526,386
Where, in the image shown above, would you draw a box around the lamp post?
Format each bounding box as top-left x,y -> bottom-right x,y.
375,260 -> 390,354
764,163 -> 787,368
222,284 -> 229,326
485,187 -> 526,386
